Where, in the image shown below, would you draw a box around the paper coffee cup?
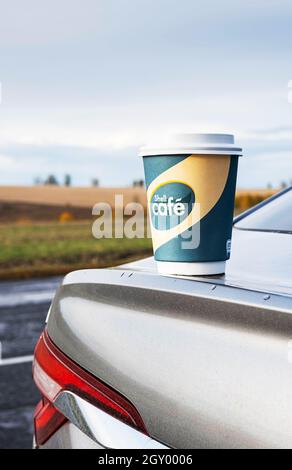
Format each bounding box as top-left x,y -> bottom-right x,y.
140,133 -> 242,276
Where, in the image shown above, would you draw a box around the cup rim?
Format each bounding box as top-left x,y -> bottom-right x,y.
139,147 -> 242,157
139,133 -> 243,157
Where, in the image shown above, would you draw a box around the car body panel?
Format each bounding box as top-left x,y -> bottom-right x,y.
47,256 -> 292,448
51,391 -> 167,449
40,422 -> 104,450
122,228 -> 292,297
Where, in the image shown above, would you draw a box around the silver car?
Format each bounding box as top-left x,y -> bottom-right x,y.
32,187 -> 292,449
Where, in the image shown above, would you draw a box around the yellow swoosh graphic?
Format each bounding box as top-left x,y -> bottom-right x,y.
147,155 -> 231,252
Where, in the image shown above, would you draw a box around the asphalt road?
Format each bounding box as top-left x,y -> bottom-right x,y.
0,277 -> 61,449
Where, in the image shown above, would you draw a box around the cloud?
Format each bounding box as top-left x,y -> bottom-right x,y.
0,1 -> 292,187
0,0 -> 103,47
0,155 -> 17,170
0,143 -> 143,186
238,150 -> 292,188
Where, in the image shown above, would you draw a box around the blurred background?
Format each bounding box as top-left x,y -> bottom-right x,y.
0,0 -> 292,448
0,0 -> 292,279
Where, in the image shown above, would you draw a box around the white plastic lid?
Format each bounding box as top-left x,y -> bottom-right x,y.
139,133 -> 243,157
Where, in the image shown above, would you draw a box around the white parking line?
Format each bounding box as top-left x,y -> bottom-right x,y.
0,277 -> 60,307
0,355 -> 33,366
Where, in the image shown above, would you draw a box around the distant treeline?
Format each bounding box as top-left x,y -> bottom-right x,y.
234,189 -> 277,212
34,175 -> 145,188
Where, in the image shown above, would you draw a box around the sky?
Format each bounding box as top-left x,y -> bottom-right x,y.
0,0 -> 292,188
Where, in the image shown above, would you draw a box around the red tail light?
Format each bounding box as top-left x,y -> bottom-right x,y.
33,397 -> 67,447
33,330 -> 147,446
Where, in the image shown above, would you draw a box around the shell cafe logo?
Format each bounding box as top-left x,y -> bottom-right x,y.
150,181 -> 195,230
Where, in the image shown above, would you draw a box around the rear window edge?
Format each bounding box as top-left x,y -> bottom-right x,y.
233,186 -> 292,227
234,226 -> 292,235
